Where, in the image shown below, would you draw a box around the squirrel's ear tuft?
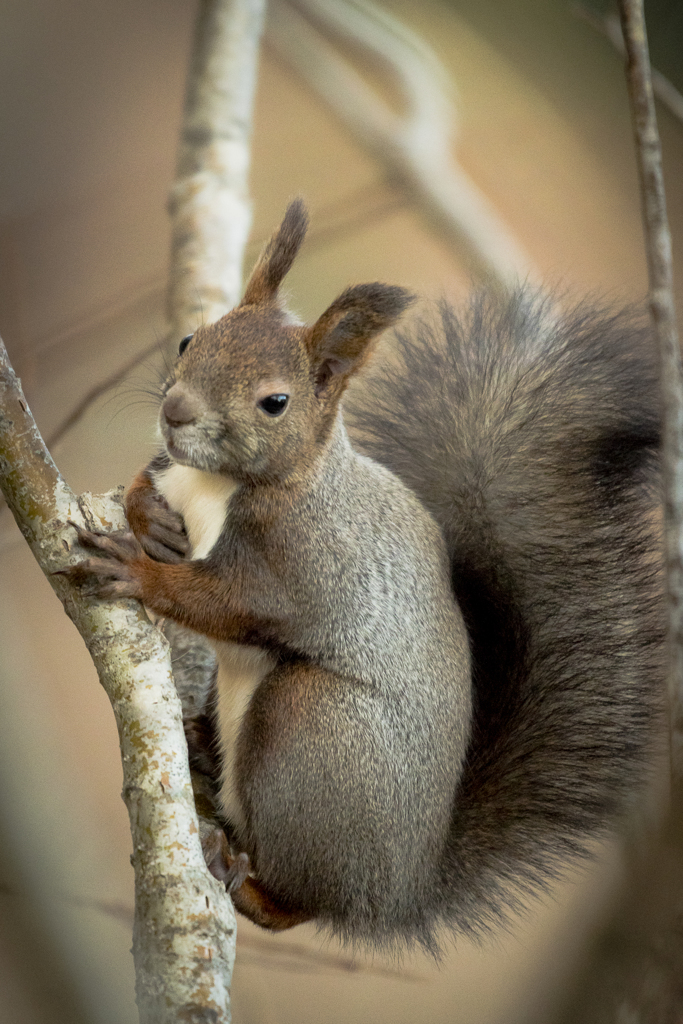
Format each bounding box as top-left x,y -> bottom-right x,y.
304,283 -> 414,395
240,199 -> 309,306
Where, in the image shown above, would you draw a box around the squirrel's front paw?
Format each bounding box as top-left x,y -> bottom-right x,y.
56,523 -> 145,600
134,491 -> 189,564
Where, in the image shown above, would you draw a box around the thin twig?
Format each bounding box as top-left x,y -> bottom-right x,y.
247,181 -> 408,258
552,6 -> 683,1019
45,337 -> 164,452
574,4 -> 683,125
49,888 -> 428,981
618,0 -> 683,791
0,334 -> 163,516
233,935 -> 429,980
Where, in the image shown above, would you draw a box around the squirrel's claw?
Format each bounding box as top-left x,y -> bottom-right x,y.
67,521 -> 142,558
130,492 -> 190,563
222,852 -> 251,895
139,536 -> 185,563
203,828 -> 251,894
141,519 -> 190,562
55,523 -> 144,600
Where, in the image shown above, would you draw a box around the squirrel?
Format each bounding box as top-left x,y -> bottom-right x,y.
66,199 -> 663,950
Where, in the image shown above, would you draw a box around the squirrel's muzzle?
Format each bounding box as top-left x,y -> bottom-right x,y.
162,383 -> 203,428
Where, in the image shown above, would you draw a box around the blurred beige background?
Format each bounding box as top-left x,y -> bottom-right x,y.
0,0 -> 681,1022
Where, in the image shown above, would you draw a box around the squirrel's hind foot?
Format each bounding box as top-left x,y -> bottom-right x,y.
203,827 -> 312,931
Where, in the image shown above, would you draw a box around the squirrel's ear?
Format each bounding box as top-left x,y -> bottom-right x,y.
240,198 -> 309,306
304,283 -> 414,395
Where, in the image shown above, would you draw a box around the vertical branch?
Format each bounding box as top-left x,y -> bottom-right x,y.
554,8 -> 683,1021
168,0 -> 267,340
618,0 -> 683,792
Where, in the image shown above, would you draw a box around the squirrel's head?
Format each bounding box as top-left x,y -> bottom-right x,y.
159,199 -> 414,482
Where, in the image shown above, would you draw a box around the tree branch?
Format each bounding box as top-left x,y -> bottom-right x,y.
168,0 -> 267,341
1,0 -> 268,1017
553,4 -> 683,1020
0,338 -> 236,1023
267,0 -> 537,287
619,0 -> 683,792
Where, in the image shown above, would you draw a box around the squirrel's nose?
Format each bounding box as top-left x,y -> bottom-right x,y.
162,383 -> 202,427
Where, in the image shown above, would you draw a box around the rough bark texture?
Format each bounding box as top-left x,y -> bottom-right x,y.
0,339 -> 237,1022
1,0 -> 269,1014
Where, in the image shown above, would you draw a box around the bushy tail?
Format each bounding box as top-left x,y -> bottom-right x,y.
348,288 -> 663,934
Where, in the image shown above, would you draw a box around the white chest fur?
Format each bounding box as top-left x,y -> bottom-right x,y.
155,462 -> 275,831
155,463 -> 237,559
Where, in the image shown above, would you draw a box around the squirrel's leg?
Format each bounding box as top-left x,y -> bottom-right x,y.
204,828 -> 312,931
125,464 -> 189,563
191,721 -> 311,931
230,872 -> 313,931
185,708 -> 223,779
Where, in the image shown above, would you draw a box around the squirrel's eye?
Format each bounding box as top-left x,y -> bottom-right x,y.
258,394 -> 289,417
178,334 -> 193,355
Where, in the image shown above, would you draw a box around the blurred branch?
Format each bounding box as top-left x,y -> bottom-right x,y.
45,338 -> 163,452
0,340 -> 236,1023
168,0 -> 267,340
268,0 -> 537,287
574,4 -> 683,124
0,333 -> 163,517
288,0 -> 457,150
56,889 -> 429,981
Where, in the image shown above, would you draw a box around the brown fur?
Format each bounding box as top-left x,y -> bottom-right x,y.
240,198 -> 309,307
